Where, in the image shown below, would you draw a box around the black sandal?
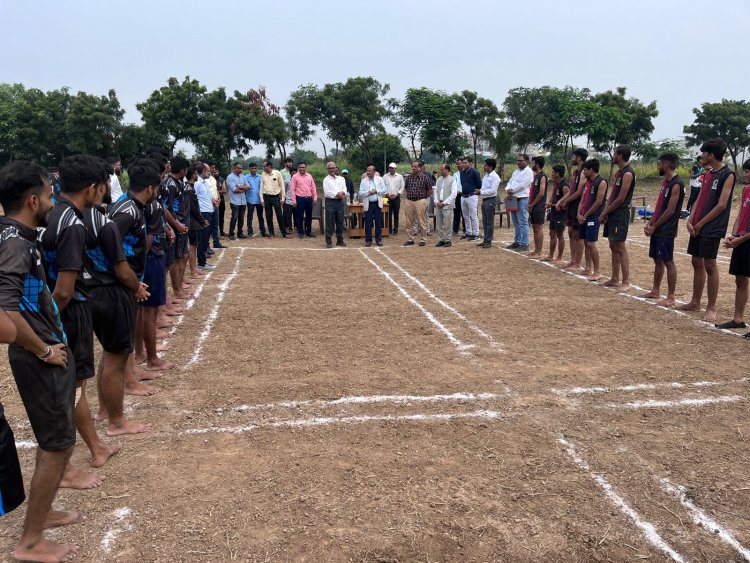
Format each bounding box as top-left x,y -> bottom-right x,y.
715,320 -> 747,329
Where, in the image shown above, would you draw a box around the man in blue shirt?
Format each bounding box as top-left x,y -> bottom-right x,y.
225,162 -> 248,240
244,163 -> 266,237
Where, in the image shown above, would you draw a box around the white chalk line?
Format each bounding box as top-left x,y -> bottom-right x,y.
358,249 -> 474,353
660,478 -> 750,561
605,395 -> 743,410
374,248 -> 503,350
14,439 -> 36,450
100,507 -> 133,553
558,438 -> 686,563
554,377 -> 749,396
231,391 -> 501,413
496,245 -> 748,340
184,409 -> 502,435
227,246 -> 355,252
187,249 -> 246,366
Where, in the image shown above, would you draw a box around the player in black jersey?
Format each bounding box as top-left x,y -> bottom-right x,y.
544,165 -> 569,262
527,156 -> 548,258
599,145 -> 636,291
556,148 -> 588,271
0,161 -> 81,563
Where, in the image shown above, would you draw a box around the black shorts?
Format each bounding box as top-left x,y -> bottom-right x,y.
529,209 -> 546,225
566,202 -> 580,227
578,215 -> 600,243
165,242 -> 175,267
0,413 -> 25,515
90,284 -> 136,354
687,235 -> 721,259
649,235 -> 675,261
729,239 -> 750,277
603,207 -> 630,241
188,229 -> 198,246
548,212 -> 566,232
142,253 -> 167,308
8,345 -> 76,452
174,233 -> 188,258
60,299 -> 94,380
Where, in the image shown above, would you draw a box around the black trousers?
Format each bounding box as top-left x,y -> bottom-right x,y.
229,203 -> 246,236
388,196 -> 401,233
295,196 -> 314,236
365,204 -> 383,243
325,198 -> 345,242
246,203 -> 265,235
453,193 -> 465,234
283,202 -> 294,232
686,186 -> 700,212
264,194 -> 285,236
218,196 -> 226,234
198,212 -> 213,265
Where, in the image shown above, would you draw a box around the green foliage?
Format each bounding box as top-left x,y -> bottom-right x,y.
586,87 -> 658,157
345,133 -> 408,174
454,90 -> 503,164
683,99 -> 750,170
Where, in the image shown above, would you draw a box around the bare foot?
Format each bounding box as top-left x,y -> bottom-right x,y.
146,358 -> 175,371
156,330 -> 168,339
656,297 -> 675,307
15,538 -> 79,562
563,263 -> 580,271
124,381 -> 160,396
601,278 -> 620,287
138,370 -> 161,381
552,257 -> 565,264
175,292 -> 191,299
581,269 -> 594,276
59,465 -> 105,490
587,273 -> 603,281
617,283 -> 631,293
677,302 -> 701,312
107,419 -> 152,437
90,442 -> 121,468
157,320 -> 175,329
134,354 -> 146,365
156,343 -> 169,352
45,510 -> 83,529
703,309 -> 717,322
541,256 -> 553,262
95,409 -> 107,422
639,291 -> 660,299
182,281 -> 193,287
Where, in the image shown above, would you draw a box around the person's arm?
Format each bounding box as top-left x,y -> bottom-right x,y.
646,184 -> 681,236
0,309 -> 16,343
529,176 -> 546,209
51,271 -> 78,313
397,175 -> 405,196
693,173 -> 735,234
445,177 -> 458,207
290,175 -> 298,206
50,223 -> 86,312
584,181 -> 608,219
358,179 -> 369,198
377,178 -> 387,196
601,171 -> 633,218
106,216 -> 149,299
277,172 -> 286,202
560,173 -> 585,207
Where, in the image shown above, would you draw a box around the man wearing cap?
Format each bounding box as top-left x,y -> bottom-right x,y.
384,163 -> 404,235
323,162 -> 348,248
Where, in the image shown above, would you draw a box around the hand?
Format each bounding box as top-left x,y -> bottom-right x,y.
644,225 -> 653,237
578,215 -> 585,225
370,189 -> 376,195
292,203 -> 297,208
725,236 -> 741,248
44,343 -> 68,368
203,220 -> 209,228
134,283 -> 150,302
599,212 -> 607,223
177,222 -> 188,234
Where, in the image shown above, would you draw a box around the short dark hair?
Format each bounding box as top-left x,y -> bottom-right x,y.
443,163 -> 452,171
583,159 -> 600,173
128,159 -> 161,192
263,160 -> 273,167
742,158 -> 750,171
519,154 -> 529,162
573,148 -> 589,160
552,164 -> 565,177
106,156 -> 121,166
298,161 -> 307,166
412,160 -> 423,169
146,156 -> 167,174
531,156 -> 545,168
248,162 -> 257,168
170,156 -> 190,174
284,157 -> 293,164
484,158 -> 496,170
232,162 -> 242,168
700,138 -> 728,161
0,161 -> 49,214
658,153 -> 679,170
59,155 -> 109,194
614,145 -> 632,161
145,147 -> 170,159
184,167 -> 196,182
195,163 -> 207,175
463,156 -> 472,163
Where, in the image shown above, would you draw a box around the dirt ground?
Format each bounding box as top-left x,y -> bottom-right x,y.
1,205 -> 749,562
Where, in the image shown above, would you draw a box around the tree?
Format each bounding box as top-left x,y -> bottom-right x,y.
136,76 -> 206,152
683,99 -> 750,170
114,124 -> 168,165
344,133 -> 408,174
65,89 -> 124,157
455,90 -> 503,164
242,86 -> 288,160
389,87 -> 431,160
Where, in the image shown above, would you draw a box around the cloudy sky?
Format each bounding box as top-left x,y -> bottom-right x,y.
3,0 -> 747,150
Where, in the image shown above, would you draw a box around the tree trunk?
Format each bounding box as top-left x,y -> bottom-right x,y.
472,134 -> 478,166
563,135 -> 571,176
319,138 -> 328,161
607,148 -> 615,183
729,149 -> 738,171
411,136 -> 418,161
334,141 -> 339,164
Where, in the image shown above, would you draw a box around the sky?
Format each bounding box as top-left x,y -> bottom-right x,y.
2,0 -> 748,154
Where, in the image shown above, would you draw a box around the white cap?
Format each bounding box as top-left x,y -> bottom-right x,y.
388,162 -> 397,169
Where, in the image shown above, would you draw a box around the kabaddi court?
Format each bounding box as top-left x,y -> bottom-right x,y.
0,216 -> 749,562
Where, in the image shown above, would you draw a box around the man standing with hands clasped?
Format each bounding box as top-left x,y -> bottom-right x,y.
403,161 -> 434,247
478,158 -> 501,249
434,163 -> 457,247
383,163 -> 404,235
505,154 -> 533,251
359,165 -> 387,247
323,162 -> 347,248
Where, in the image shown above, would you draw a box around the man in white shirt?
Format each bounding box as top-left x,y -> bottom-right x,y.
453,158 -> 464,236
323,162 -> 348,248
478,158 -> 501,249
434,163 -> 457,247
359,165 -> 387,247
383,163 -> 404,235
505,153 -> 533,251
108,157 -> 123,201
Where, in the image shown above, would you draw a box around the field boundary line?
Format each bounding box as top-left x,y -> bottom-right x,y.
183,409 -> 502,435
187,249 -> 245,366
358,249 -> 474,353
100,507 -> 133,555
553,378 -> 748,396
375,249 -> 503,351
558,438 -> 686,563
604,395 -> 743,410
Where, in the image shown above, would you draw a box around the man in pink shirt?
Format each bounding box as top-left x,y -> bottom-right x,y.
290,161 -> 318,239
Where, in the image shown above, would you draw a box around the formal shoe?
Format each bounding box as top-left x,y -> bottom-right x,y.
506,242 -> 519,249
482,242 -> 492,249
229,235 -> 236,241
365,241 -> 372,247
477,242 -> 485,246
206,249 -> 215,256
198,264 -> 215,271
298,234 -> 304,240
213,243 -> 227,249
515,244 -> 529,252
261,233 -> 269,238
470,236 -> 481,241
716,320 -> 747,329
306,233 -> 317,238
418,241 -> 426,246
392,230 -> 398,235
452,232 -> 459,236
376,241 -> 383,246
436,241 -> 446,247
281,234 -> 289,238
444,241 -> 452,247
403,240 -> 415,246
220,231 -> 227,237
326,242 -> 333,249
238,234 -> 247,239
460,234 -> 469,240
336,240 -> 347,247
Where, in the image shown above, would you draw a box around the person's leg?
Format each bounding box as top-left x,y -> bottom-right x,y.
143,305 -> 173,371
517,198 -> 529,247
374,206 -> 383,243
415,199 -> 428,243
304,198 -> 314,236
678,256 -> 705,311
74,380 -> 120,468
530,223 -> 543,256
283,202 -> 293,234
391,197 -> 400,234
510,210 -> 520,244
335,200 -> 345,242
364,205 -> 374,243
460,197 -> 470,238
325,201 -> 334,245
404,199 -> 416,243
237,205 -> 246,237
264,199 -> 275,236
481,199 -> 490,244
545,227 -> 557,260
256,204 -> 266,235
732,276 -> 749,323
218,197 -> 226,236
275,199 -> 287,236
453,195 -> 461,234
604,239 -> 622,286
15,446 -> 79,563
198,213 -> 211,266
99,351 -> 151,435
469,196 -> 480,237
661,260 -> 678,306
588,241 -> 601,280
246,203 -> 255,236
211,208 -> 221,246
229,204 -> 238,238
704,258 -> 719,321
188,237 -> 198,276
